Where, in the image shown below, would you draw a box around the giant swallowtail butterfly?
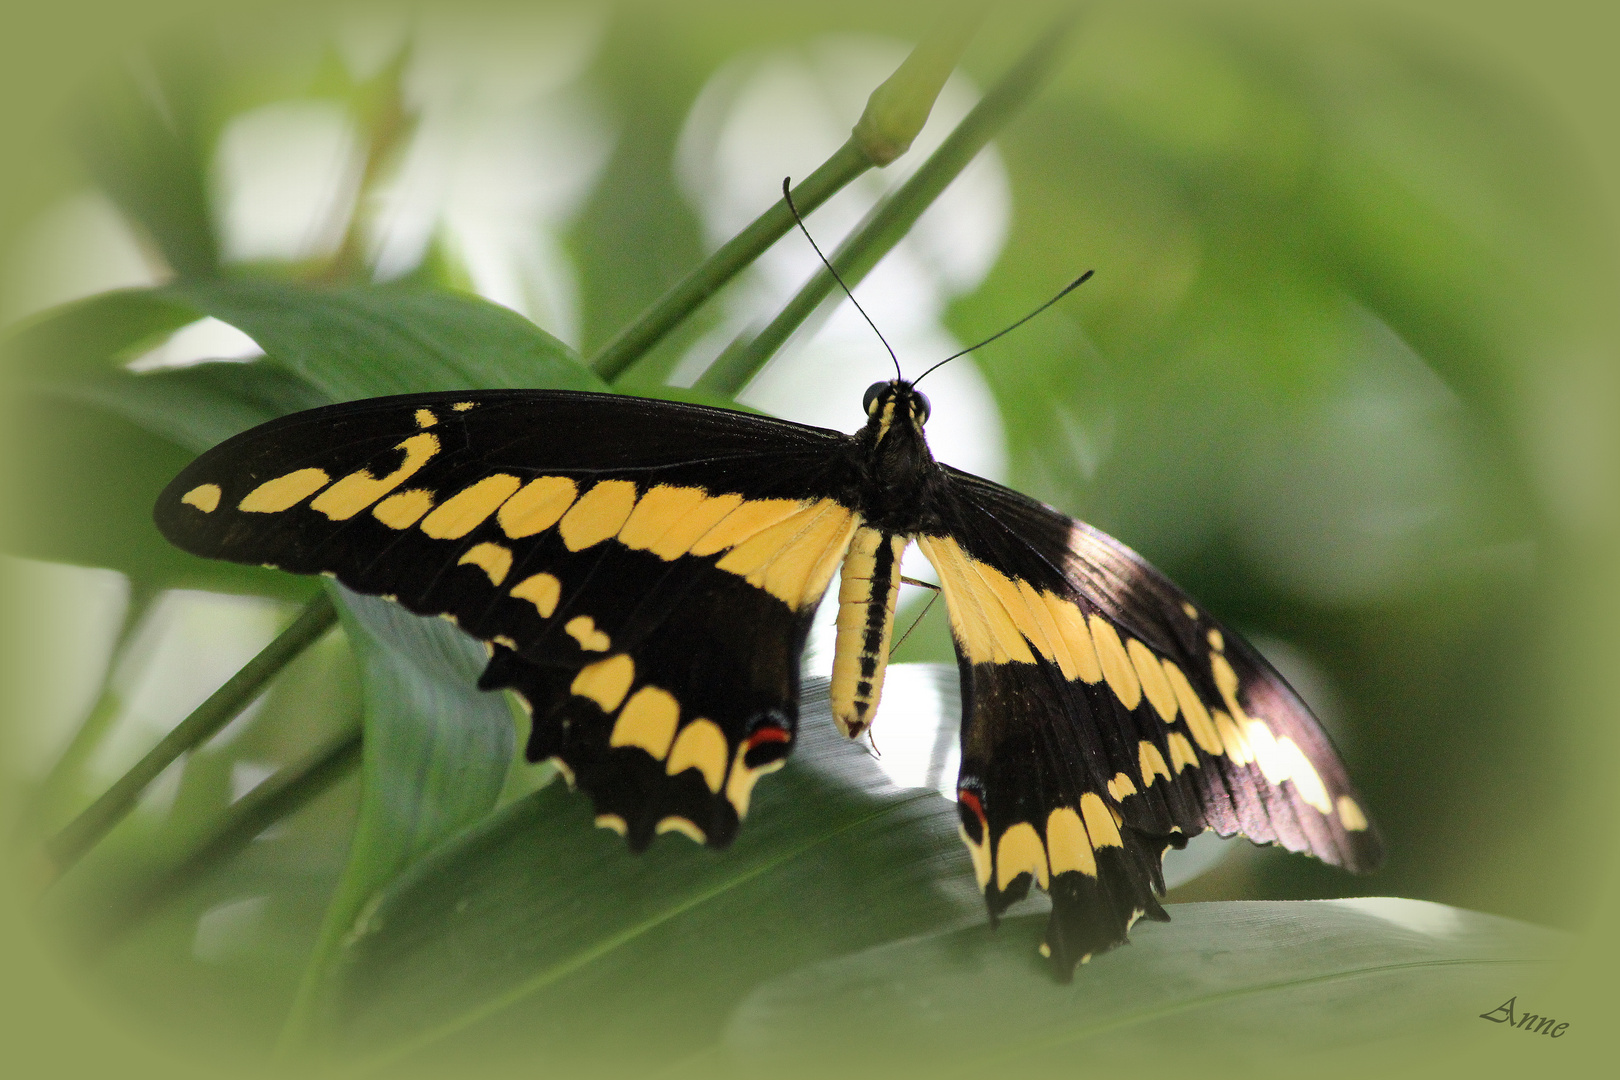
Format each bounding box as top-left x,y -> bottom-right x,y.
154,366 -> 1380,979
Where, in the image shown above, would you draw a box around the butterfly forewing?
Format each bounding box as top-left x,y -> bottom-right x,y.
155,389 -> 863,848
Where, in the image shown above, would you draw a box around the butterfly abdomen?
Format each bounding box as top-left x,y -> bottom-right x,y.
829,527 -> 909,738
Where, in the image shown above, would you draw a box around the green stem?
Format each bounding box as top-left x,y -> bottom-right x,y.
695,8 -> 1081,398
589,10 -> 984,386
42,592 -> 339,882
80,720 -> 363,956
590,140 -> 871,384
20,581 -> 160,836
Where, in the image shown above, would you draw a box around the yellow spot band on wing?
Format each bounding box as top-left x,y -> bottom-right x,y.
611,685 -> 679,758
564,615 -> 610,652
716,500 -> 855,609
725,744 -> 785,819
996,822 -> 1049,891
558,480 -> 638,551
181,483 -> 221,512
915,535 -> 1035,666
421,474 -> 523,539
644,492 -> 741,560
1079,792 -> 1122,848
1107,772 -> 1137,801
1244,718 -> 1289,785
595,814 -> 627,836
570,654 -> 634,713
1046,807 -> 1097,877
1278,737 -> 1333,814
509,572 -> 561,618
656,816 -> 706,844
1213,709 -> 1253,764
1336,795 -> 1369,831
1129,638 -> 1177,723
666,718 -> 727,793
373,488 -> 434,529
458,541 -> 513,586
239,467 -> 330,513
1046,594 -> 1103,683
498,476 -> 578,538
1163,660 -> 1222,754
1089,616 -> 1142,712
959,823 -> 992,889
1166,731 -> 1198,773
310,432 -> 440,520
452,401 -> 476,411
689,498 -> 804,557
1138,741 -> 1171,786
414,408 -> 437,428
617,484 -> 709,552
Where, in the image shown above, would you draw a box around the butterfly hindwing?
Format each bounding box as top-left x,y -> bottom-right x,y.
920,467 -> 1382,976
155,389 -> 863,848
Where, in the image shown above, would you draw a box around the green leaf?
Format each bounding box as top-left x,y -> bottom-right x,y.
2,289 -> 324,594
722,898 -> 1564,1076
163,278 -> 606,400
316,696 -> 973,1072
75,44 -> 223,278
567,9 -> 710,361
280,586 -> 516,1048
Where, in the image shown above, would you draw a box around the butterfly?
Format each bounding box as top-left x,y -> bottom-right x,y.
154,368 -> 1381,980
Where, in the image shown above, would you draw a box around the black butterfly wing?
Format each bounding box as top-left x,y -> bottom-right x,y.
155,389 -> 865,849
917,466 -> 1382,978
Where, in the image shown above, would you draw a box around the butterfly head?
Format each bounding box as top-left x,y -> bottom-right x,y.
863,379 -> 931,442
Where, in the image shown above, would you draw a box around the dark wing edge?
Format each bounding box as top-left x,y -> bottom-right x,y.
921,466 -> 1382,979
154,388 -> 862,850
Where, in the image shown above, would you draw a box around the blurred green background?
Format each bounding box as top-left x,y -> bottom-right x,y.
1,0 -> 1615,1076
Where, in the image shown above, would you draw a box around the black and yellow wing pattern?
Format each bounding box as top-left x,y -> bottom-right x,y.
155,379 -> 1380,979
921,468 -> 1380,971
157,389 -> 861,850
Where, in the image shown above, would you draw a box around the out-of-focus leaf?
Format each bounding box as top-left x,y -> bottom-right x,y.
282,587 -> 516,1045
163,279 -> 607,399
2,290 -> 325,595
317,687 -> 973,1072
568,8 -> 709,362
76,44 -> 223,278
721,898 -> 1565,1077
0,386 -> 316,598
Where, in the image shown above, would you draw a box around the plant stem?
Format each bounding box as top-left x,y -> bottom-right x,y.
79,719 -> 363,956
589,10 -> 984,385
42,591 -> 339,883
694,8 -> 1081,398
20,580 -> 160,836
589,140 -> 871,385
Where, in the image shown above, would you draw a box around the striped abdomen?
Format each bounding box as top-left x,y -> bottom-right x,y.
830,526 -> 909,738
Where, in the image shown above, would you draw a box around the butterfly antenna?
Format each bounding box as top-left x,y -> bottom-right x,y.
781,177 -> 902,381
912,269 -> 1094,386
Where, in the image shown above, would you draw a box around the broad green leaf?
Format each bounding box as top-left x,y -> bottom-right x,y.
163,279 -> 607,399
2,289 -> 325,594
721,898 -> 1566,1077
0,382 -> 315,598
283,586 -> 516,1046
316,693 -> 974,1072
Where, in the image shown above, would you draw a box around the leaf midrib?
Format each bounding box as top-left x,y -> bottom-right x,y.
341,790 -> 938,1075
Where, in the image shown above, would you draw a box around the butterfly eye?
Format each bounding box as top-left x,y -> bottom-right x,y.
914,392 -> 931,424
863,382 -> 887,416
